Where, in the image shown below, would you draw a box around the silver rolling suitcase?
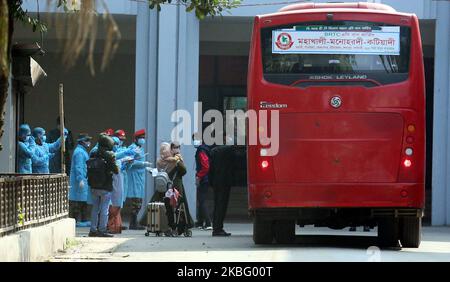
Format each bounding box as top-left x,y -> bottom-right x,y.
145,202 -> 169,237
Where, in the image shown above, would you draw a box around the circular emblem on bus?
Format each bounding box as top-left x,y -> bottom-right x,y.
330,96 -> 342,108
275,33 -> 294,50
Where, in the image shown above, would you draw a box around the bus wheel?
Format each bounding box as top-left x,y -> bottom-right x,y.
377,218 -> 400,248
274,220 -> 296,244
253,218 -> 274,244
400,217 -> 422,248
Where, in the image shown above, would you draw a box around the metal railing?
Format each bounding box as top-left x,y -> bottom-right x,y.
0,174 -> 69,237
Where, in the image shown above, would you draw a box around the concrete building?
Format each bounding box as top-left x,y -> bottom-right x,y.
1,0 -> 449,225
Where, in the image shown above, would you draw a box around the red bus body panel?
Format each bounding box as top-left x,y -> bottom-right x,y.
247,9 -> 425,210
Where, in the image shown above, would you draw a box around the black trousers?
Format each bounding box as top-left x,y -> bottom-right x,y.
196,182 -> 211,227
164,197 -> 176,229
212,186 -> 231,232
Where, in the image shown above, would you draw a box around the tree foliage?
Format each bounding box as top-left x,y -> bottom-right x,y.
0,0 -> 240,151
148,0 -> 241,19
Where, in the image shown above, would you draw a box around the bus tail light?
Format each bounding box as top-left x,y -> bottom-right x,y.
403,159 -> 412,168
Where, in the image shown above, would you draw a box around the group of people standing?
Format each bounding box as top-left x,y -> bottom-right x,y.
17,122 -> 68,174
17,118 -> 236,238
68,128 -> 151,237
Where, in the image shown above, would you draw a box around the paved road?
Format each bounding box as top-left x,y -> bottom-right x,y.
50,224 -> 450,262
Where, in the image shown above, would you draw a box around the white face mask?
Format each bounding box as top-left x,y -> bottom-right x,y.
193,140 -> 201,148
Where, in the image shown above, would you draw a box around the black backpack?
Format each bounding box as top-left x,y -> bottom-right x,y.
86,157 -> 108,189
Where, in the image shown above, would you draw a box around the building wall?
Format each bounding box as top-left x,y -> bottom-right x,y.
21,51 -> 136,148
0,77 -> 16,173
135,3 -> 200,219
431,1 -> 450,225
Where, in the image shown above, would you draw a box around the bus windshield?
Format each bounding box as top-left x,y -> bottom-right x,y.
261,21 -> 411,87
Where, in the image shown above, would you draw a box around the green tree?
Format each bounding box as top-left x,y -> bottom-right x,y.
0,0 -> 240,152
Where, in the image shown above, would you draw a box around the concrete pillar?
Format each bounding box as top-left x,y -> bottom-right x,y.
135,2 -> 159,216
432,1 -> 450,225
175,9 -> 200,222
135,3 -> 200,219
155,4 -> 200,220
0,75 -> 16,173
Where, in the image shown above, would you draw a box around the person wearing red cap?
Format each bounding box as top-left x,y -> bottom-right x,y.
126,129 -> 151,230
113,129 -> 131,230
104,128 -> 114,136
114,129 -> 126,140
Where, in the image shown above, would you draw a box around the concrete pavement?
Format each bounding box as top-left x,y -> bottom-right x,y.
49,223 -> 450,262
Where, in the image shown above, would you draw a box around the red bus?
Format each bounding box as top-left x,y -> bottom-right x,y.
247,2 -> 425,248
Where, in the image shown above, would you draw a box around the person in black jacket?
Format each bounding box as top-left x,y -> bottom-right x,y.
193,133 -> 212,230
209,139 -> 235,236
88,134 -> 119,237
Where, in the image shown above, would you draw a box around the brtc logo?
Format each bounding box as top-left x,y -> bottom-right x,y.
275,33 -> 294,50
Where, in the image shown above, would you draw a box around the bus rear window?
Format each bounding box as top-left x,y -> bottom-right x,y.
261,21 -> 411,87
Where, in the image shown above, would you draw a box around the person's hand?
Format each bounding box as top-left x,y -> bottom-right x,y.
195,177 -> 200,187
79,180 -> 85,189
125,148 -> 136,156
174,154 -> 183,162
28,136 -> 36,146
165,156 -> 177,162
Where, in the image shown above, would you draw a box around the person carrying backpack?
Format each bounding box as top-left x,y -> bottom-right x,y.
87,134 -> 119,237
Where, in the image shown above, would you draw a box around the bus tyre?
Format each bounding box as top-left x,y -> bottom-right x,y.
377,218 -> 400,248
274,220 -> 296,244
253,218 -> 274,244
400,217 -> 421,248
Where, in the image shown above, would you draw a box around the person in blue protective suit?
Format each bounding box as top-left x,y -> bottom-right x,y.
17,124 -> 36,174
126,129 -> 152,230
107,136 -> 135,233
113,130 -> 130,208
31,127 -> 66,173
69,133 -> 93,227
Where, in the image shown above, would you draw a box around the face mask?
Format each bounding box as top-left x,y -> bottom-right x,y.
41,135 -> 47,143
193,140 -> 201,148
118,140 -> 124,147
137,138 -> 145,146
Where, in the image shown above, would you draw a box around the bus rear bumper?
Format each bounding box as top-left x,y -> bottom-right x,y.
248,183 -> 425,210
